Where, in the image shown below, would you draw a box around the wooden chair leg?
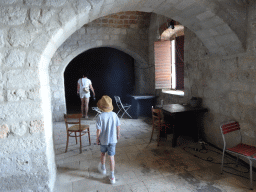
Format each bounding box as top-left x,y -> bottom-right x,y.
65,133 -> 69,153
79,131 -> 82,154
88,129 -> 91,145
165,126 -> 167,140
150,126 -> 155,142
157,126 -> 161,146
75,132 -> 77,144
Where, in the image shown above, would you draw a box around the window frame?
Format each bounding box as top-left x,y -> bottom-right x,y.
154,36 -> 184,95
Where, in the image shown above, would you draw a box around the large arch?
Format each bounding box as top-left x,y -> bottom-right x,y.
0,0 -> 248,191
39,2 -> 245,188
50,38 -> 149,121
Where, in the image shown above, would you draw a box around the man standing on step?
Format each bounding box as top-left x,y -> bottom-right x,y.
96,95 -> 120,184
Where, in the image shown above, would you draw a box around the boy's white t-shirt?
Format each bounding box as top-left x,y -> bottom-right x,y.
96,111 -> 120,145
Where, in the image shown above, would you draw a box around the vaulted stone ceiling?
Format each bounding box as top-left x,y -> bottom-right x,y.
0,1 -> 253,191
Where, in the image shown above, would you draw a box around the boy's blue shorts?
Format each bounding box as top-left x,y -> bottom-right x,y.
100,143 -> 116,156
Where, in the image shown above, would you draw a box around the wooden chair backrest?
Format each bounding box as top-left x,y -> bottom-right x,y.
152,107 -> 162,125
64,114 -> 82,130
152,108 -> 161,117
64,113 -> 82,119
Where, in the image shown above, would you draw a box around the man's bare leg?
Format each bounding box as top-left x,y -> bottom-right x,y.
85,97 -> 90,118
81,97 -> 85,117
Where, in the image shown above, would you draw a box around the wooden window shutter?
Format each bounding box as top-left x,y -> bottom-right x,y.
154,41 -> 172,89
175,36 -> 184,90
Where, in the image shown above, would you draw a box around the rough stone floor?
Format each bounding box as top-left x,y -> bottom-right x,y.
53,116 -> 256,192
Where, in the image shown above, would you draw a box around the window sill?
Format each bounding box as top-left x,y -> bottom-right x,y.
162,89 -> 184,96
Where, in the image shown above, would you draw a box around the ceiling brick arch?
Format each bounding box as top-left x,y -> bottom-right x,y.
39,0 -> 245,67
153,0 -> 245,55
0,1 -> 249,191
58,44 -> 148,74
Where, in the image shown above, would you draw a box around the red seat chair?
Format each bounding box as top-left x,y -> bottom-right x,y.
220,121 -> 256,190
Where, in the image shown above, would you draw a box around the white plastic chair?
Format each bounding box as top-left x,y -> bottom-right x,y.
114,96 -> 132,118
92,107 -> 102,120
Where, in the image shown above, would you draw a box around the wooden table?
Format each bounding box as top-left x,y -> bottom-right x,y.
160,104 -> 208,147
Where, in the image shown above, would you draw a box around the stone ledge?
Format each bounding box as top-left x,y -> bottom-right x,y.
162,89 -> 184,96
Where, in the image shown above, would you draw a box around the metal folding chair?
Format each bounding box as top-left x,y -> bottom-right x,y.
220,121 -> 256,190
92,107 -> 102,120
114,96 -> 132,118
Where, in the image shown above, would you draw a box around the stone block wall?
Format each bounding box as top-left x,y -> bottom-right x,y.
0,0 -> 251,191
183,27 -> 256,148
50,12 -> 153,121
0,1 -> 55,190
151,2 -> 256,150
187,3 -> 256,148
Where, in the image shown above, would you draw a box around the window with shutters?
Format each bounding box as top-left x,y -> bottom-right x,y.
154,35 -> 184,96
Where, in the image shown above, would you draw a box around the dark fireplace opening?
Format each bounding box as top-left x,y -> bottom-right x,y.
64,47 -> 135,114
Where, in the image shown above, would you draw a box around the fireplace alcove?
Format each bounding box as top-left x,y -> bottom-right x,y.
64,47 -> 135,114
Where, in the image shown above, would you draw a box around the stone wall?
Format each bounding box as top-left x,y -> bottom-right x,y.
50,12 -> 152,121
191,2 -> 256,147
0,0 -> 250,191
0,1 -> 56,191
152,2 -> 256,150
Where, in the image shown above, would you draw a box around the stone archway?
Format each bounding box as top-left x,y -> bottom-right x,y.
50,36 -> 149,121
42,2 -> 245,187
160,23 -> 185,40
0,0 -> 247,191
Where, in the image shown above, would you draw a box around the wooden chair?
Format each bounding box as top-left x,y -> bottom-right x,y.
150,106 -> 170,146
64,114 -> 91,153
220,121 -> 256,190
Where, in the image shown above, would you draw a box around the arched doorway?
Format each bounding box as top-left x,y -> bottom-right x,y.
64,47 -> 135,114
0,0 -> 248,190
5,1 -> 244,190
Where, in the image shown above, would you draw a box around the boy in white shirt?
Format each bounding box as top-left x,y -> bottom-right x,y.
96,95 -> 120,184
